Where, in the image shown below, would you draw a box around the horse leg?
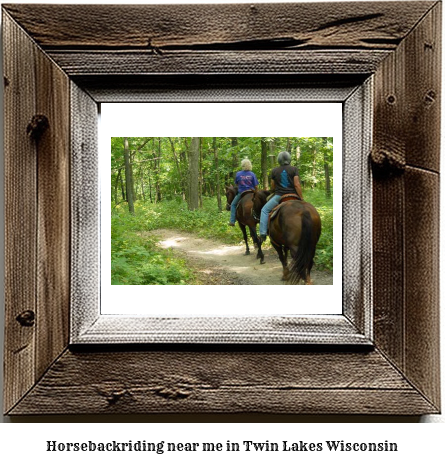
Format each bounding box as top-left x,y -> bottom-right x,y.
239,223 -> 250,255
272,243 -> 289,281
283,247 -> 289,269
305,258 -> 315,285
250,226 -> 265,264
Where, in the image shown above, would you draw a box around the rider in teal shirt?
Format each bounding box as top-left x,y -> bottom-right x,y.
259,151 -> 303,241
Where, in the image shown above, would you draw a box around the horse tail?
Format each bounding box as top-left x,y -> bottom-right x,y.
289,210 -> 316,284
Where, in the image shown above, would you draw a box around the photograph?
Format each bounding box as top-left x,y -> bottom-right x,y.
110,136 -> 334,287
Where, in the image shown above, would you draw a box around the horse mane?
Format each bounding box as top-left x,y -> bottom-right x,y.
255,189 -> 270,204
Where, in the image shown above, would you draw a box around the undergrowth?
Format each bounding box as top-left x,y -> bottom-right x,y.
111,190 -> 334,285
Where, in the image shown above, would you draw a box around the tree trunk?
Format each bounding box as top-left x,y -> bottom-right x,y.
119,169 -> 126,201
155,138 -> 162,203
214,137 -> 222,212
296,145 -> 301,169
147,167 -> 153,203
184,138 -> 191,207
231,137 -> 239,172
189,137 -> 200,210
114,169 -> 122,203
269,138 -> 277,168
311,147 -> 317,189
123,137 -> 135,214
323,137 -> 331,198
140,165 -> 146,201
129,146 -> 137,202
199,138 -> 203,208
261,138 -> 269,189
286,137 -> 291,153
168,137 -> 186,199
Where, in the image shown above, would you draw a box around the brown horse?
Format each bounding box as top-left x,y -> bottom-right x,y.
252,192 -> 321,284
225,186 -> 268,264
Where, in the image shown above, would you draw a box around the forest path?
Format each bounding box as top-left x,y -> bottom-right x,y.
143,229 -> 333,285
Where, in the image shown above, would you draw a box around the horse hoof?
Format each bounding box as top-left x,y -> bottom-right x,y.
244,251 -> 250,256
260,259 -> 265,265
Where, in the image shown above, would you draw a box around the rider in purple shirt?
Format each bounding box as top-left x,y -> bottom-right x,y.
229,159 -> 259,226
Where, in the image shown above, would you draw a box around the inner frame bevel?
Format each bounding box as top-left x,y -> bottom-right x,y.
70,80 -> 373,346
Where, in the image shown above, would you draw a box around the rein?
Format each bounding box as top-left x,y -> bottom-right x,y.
251,192 -> 261,222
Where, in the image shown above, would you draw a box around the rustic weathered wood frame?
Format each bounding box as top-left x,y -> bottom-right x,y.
71,82 -> 372,345
3,2 -> 441,415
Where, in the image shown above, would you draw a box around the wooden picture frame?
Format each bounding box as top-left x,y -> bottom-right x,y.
3,2 -> 441,415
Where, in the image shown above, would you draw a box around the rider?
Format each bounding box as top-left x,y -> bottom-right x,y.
228,158 -> 259,226
259,151 -> 304,242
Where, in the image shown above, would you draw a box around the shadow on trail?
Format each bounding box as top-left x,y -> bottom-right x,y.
144,229 -> 333,286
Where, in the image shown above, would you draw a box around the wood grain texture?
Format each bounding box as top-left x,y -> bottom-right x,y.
404,2 -> 441,172
3,2 -> 441,416
47,50 -> 390,76
372,3 -> 441,411
75,315 -> 370,345
9,349 -> 437,415
404,168 -> 440,408
342,81 -> 372,336
70,83 -> 100,340
2,2 -> 435,50
77,75 -> 364,103
35,43 -> 71,380
372,35 -> 406,367
3,12 -> 37,414
372,176 -> 405,368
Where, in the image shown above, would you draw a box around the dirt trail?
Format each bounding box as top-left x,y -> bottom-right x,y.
143,229 -> 333,285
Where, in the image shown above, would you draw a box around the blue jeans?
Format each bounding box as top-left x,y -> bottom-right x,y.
259,195 -> 281,236
230,192 -> 242,223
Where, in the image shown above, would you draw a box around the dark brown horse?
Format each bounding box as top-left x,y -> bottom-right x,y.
252,192 -> 321,284
225,186 -> 268,264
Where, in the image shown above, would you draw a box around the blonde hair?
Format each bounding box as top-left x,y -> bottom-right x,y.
241,158 -> 252,171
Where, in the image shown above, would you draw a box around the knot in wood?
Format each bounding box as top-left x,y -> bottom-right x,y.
154,386 -> 191,400
16,310 -> 35,327
424,90 -> 436,105
27,114 -> 49,140
105,390 -> 128,405
370,149 -> 405,177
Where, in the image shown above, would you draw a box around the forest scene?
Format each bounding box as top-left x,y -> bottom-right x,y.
111,137 -> 334,285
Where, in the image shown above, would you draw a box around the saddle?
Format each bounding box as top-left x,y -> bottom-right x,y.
267,194 -> 302,237
239,189 -> 255,199
269,194 -> 301,221
236,189 -> 255,217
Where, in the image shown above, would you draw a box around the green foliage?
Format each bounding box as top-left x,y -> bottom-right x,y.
111,208 -> 193,285
304,189 -> 333,271
112,190 -> 333,274
111,136 -> 334,281
111,136 -> 334,204
113,197 -> 241,244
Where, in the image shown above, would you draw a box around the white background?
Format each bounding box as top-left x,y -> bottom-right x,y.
101,102 -> 342,315
0,0 -> 444,460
